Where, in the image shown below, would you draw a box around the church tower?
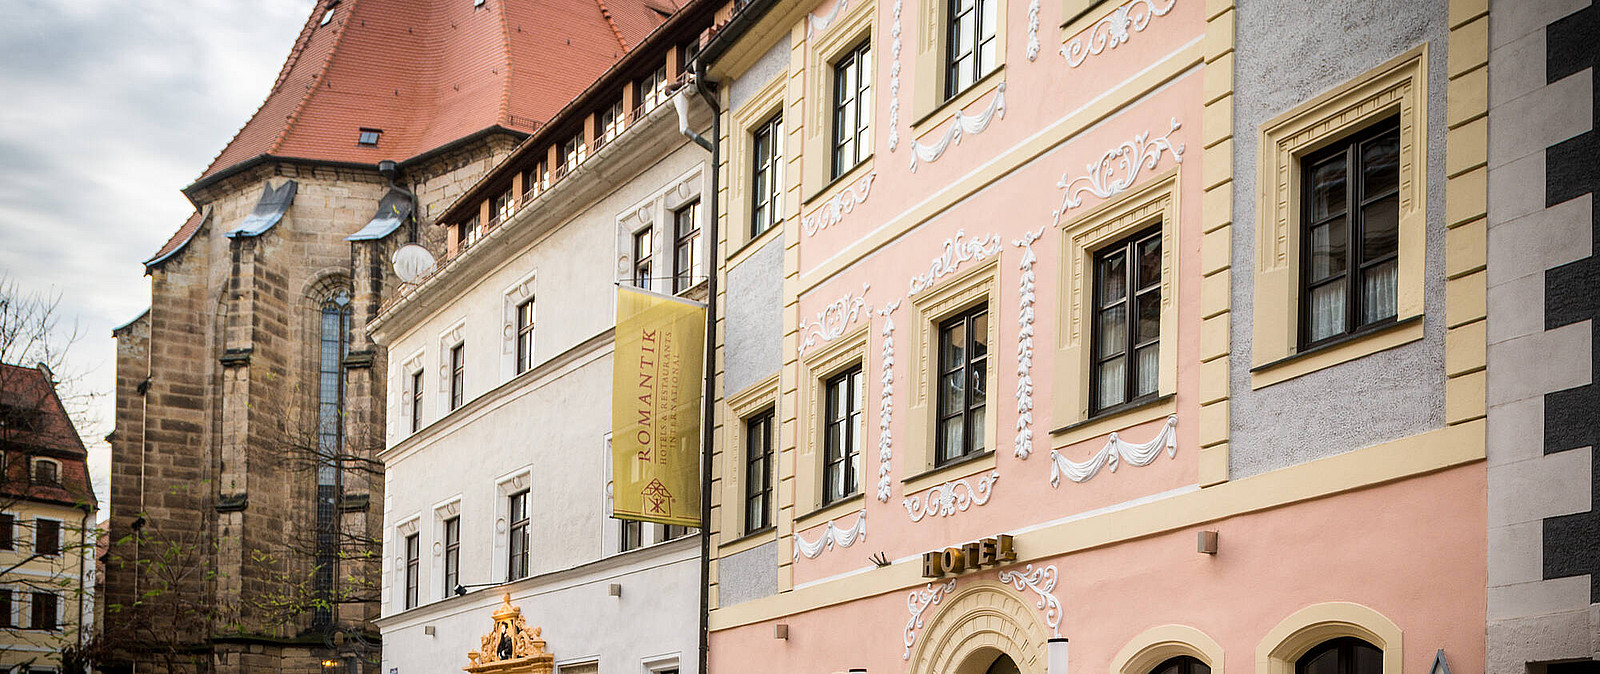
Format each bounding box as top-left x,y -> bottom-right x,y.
105,1 -> 674,671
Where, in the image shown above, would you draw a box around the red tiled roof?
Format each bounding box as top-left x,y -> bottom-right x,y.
144,209 -> 206,270
193,0 -> 666,185
0,363 -> 95,510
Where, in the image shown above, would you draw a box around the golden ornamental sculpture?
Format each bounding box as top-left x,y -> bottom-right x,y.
464,593 -> 554,674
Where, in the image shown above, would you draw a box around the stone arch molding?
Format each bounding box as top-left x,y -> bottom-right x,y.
908,581 -> 1051,674
1112,624 -> 1225,674
1256,602 -> 1403,674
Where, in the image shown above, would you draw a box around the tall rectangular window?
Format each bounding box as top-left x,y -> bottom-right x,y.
33,519 -> 58,557
0,514 -> 13,551
410,370 -> 424,433
935,305 -> 988,464
596,98 -> 625,148
515,299 -> 536,374
673,200 -> 702,294
507,490 -> 529,581
823,366 -> 864,504
633,227 -> 654,289
744,410 -> 774,534
449,344 -> 465,411
945,0 -> 997,99
1301,120 -> 1401,346
522,159 -> 549,201
442,516 -> 460,598
403,533 -> 420,609
750,115 -> 785,238
620,518 -> 643,552
638,63 -> 669,111
0,589 -> 10,628
30,592 -> 55,631
491,188 -> 515,227
559,133 -> 586,175
832,41 -> 873,179
459,216 -> 478,249
1091,229 -> 1161,414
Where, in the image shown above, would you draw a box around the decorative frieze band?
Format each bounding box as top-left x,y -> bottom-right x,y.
1054,118 -> 1184,224
802,172 -> 877,237
798,283 -> 871,356
1059,0 -> 1177,67
907,230 -> 1003,297
903,470 -> 1000,522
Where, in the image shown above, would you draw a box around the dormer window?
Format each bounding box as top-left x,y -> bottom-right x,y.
357,128 -> 381,146
320,2 -> 339,26
31,459 -> 58,486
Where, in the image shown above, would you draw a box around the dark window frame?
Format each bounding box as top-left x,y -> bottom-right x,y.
744,409 -> 775,534
1089,226 -> 1163,416
449,344 -> 465,411
0,514 -> 12,551
822,365 -> 864,504
934,304 -> 989,465
403,533 -> 420,609
0,589 -> 10,628
673,200 -> 703,294
1149,656 -> 1211,674
832,40 -> 873,179
30,592 -> 55,631
356,128 -> 381,146
1298,118 -> 1402,349
750,114 -> 785,239
1295,637 -> 1382,674
410,370 -> 424,433
30,459 -> 57,485
442,516 -> 460,598
33,519 -> 58,557
633,226 -> 654,289
944,0 -> 997,100
515,298 -> 536,374
507,490 -> 529,581
596,97 -> 625,148
620,518 -> 644,552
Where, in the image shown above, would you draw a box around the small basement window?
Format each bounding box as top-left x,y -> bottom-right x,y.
357,128 -> 381,146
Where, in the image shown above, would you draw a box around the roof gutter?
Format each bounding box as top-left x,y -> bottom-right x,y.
696,0 -> 779,70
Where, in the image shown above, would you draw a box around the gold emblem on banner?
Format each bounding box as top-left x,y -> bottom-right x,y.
611,286 -> 705,527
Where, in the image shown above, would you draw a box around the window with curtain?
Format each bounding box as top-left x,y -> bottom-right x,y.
1091,227 -> 1161,414
745,409 -> 774,534
1301,119 -> 1400,347
936,304 -> 989,463
945,0 -> 997,99
823,366 -> 864,503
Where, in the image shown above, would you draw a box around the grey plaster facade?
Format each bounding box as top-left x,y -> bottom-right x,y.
716,540 -> 779,606
1485,0 -> 1600,671
725,235 -> 787,394
729,35 -> 792,113
1227,0 -> 1450,478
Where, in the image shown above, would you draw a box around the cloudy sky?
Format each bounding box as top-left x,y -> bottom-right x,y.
0,0 -> 316,506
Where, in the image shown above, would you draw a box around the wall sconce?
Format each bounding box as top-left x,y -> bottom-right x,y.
1430,650 -> 1451,674
1048,638 -> 1069,674
1197,530 -> 1219,555
774,623 -> 789,640
608,583 -> 623,597
424,625 -> 435,637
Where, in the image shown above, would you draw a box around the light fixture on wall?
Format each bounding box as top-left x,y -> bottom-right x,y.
774,623 -> 789,640
848,669 -> 867,673
1048,638 -> 1069,674
424,625 -> 435,637
1430,650 -> 1451,674
1197,530 -> 1219,555
608,583 -> 623,597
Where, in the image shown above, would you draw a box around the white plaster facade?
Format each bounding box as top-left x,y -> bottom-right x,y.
370,92 -> 713,674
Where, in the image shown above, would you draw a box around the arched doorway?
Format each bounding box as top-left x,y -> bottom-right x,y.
907,581 -> 1051,674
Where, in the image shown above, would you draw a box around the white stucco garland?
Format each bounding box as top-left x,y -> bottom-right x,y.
877,299 -> 902,502
907,230 -> 1004,296
798,283 -> 871,356
903,470 -> 999,522
904,579 -> 959,659
888,0 -> 904,151
1049,414 -> 1178,486
806,0 -> 851,38
1012,226 -> 1046,459
1054,118 -> 1184,222
802,172 -> 877,237
908,82 -> 1007,172
997,563 -> 1061,636
1058,0 -> 1177,67
1026,0 -> 1041,60
792,509 -> 867,560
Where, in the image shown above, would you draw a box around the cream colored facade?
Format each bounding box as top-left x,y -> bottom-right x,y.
0,501 -> 94,674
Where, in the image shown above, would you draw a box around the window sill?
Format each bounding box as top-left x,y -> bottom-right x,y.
901,449 -> 996,497
794,492 -> 865,533
909,67 -> 1006,138
804,154 -> 875,207
1050,393 -> 1175,446
719,526 -> 776,556
1250,315 -> 1424,389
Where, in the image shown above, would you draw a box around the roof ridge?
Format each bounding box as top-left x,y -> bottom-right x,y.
593,0 -> 630,52
496,0 -> 515,127
270,0 -> 362,155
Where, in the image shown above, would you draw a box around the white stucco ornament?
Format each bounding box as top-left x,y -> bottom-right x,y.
802,172 -> 877,237
998,563 -> 1062,636
1026,0 -> 1041,60
1059,0 -> 1177,67
908,82 -> 1006,172
792,509 -> 867,560
1053,117 -> 1184,222
1012,226 -> 1046,459
798,283 -> 871,356
904,579 -> 958,659
1049,414 -> 1178,486
903,470 -> 999,522
806,0 -> 851,38
877,300 -> 902,502
907,230 -> 1004,297
888,0 -> 905,152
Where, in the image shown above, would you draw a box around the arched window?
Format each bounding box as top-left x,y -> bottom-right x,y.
1296,638 -> 1381,674
313,288 -> 351,630
1152,656 -> 1211,674
984,654 -> 1021,674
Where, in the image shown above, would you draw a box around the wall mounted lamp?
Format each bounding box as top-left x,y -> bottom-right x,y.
1048,638 -> 1069,674
1197,530 -> 1219,555
774,623 -> 789,640
608,583 -> 623,597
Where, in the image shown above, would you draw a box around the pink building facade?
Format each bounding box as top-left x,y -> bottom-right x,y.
700,0 -> 1493,672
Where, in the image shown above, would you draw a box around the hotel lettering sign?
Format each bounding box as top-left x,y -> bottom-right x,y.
922,534 -> 1018,578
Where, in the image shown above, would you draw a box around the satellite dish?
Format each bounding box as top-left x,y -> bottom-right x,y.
393,244 -> 437,284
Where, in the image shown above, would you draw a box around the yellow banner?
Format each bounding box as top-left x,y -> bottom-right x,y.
611,286 -> 706,527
